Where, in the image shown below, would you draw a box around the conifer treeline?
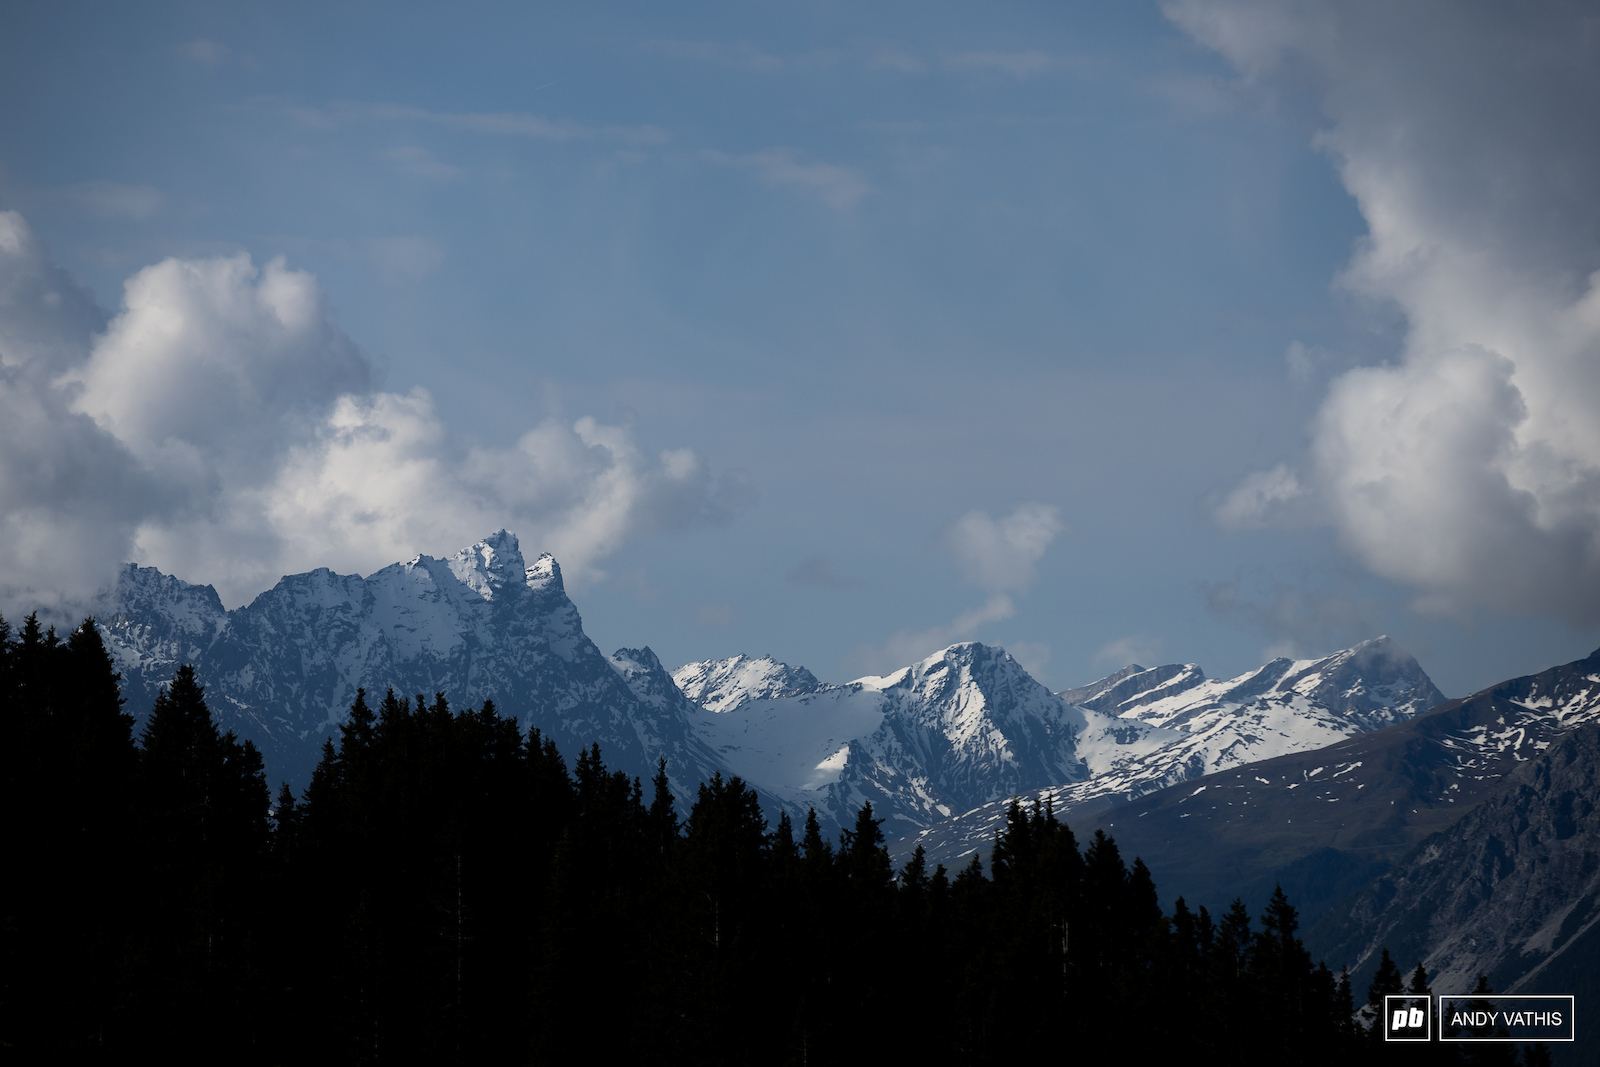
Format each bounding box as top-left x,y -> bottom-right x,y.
2,613 -> 1464,1064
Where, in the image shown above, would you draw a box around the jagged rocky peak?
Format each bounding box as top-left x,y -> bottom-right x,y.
102,563 -> 227,628
854,642 -> 1095,823
251,565 -> 365,616
893,639 -> 1449,870
903,641 -> 1055,697
94,565 -> 230,689
1288,635 -> 1445,723
869,642 -> 1078,739
92,530 -> 734,798
610,645 -> 674,704
685,639 -> 1098,839
445,529 -> 527,599
613,646 -> 667,674
609,646 -> 712,719
524,551 -> 563,593
673,653 -> 824,713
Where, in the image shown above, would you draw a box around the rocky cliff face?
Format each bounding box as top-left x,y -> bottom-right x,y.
1315,723 -> 1600,996
96,531 -> 724,797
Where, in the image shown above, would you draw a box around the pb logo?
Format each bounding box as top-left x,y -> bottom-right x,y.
1385,995 -> 1432,1042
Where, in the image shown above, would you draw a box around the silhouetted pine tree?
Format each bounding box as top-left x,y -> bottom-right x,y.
647,757 -> 679,859
1167,897 -> 1212,1055
1,616 -> 139,1059
534,744 -> 652,1059
661,773 -> 771,1063
122,664 -> 269,1059
1336,965 -> 1357,1041
1366,947 -> 1406,1053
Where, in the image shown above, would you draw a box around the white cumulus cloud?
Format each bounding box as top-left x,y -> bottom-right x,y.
1178,0 -> 1600,621
0,211 -> 749,614
65,252 -> 372,487
0,212 -> 158,613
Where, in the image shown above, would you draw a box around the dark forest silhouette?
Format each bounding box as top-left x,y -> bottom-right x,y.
0,613 -> 1544,1064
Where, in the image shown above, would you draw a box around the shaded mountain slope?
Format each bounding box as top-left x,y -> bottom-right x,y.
1061,647 -> 1600,928
1310,723 -> 1600,996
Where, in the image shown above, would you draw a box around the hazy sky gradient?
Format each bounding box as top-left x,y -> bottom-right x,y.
3,1 -> 1598,697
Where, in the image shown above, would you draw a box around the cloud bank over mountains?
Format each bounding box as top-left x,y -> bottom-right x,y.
0,211 -> 746,613
1179,0 -> 1600,622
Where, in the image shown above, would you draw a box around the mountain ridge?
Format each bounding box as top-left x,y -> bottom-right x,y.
894,637 -> 1445,867
94,531 -> 726,803
92,531 -> 1449,852
1040,645 -> 1600,938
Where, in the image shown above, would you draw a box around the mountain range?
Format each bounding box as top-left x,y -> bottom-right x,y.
893,638 -> 1443,864
1026,646 -> 1600,964
675,641 -> 1176,838
96,531 -> 1443,845
82,530 -> 1600,1063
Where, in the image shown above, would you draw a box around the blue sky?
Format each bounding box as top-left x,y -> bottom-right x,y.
4,1 -> 1599,697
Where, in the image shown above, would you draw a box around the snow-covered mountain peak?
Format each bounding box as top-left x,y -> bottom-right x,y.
903,637 -> 1452,864
524,552 -> 563,593
1069,638 -> 1444,734
608,646 -> 699,717
445,529 -> 526,600
92,565 -> 231,688
1284,635 -> 1444,726
102,563 -> 227,631
1056,662 -> 1149,705
889,642 -> 1054,727
849,643 -> 1023,699
614,645 -> 667,674
672,653 -> 824,713
821,641 -> 1102,831
686,641 -> 1107,835
94,532 -> 730,802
